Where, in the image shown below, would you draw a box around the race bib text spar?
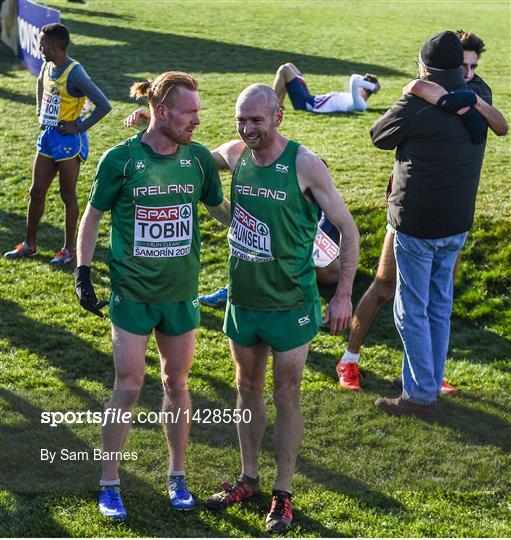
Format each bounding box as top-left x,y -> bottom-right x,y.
228,204 -> 274,263
134,203 -> 192,258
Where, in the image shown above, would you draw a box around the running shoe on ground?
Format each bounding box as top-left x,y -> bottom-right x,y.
168,475 -> 196,510
336,361 -> 362,391
199,286 -> 228,308
205,474 -> 260,510
50,248 -> 74,265
439,379 -> 457,395
393,376 -> 457,396
4,241 -> 36,259
98,486 -> 127,520
266,490 -> 293,533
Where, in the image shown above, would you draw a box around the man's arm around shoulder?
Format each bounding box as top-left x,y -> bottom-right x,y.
211,140 -> 246,171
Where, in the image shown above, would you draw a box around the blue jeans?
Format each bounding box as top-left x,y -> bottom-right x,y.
393,230 -> 467,405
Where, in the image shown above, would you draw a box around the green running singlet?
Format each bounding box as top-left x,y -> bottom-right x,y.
89,132 -> 223,303
228,140 -> 319,310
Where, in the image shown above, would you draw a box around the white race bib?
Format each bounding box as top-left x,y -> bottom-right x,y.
133,203 -> 193,258
228,204 -> 274,263
39,90 -> 61,127
312,226 -> 340,268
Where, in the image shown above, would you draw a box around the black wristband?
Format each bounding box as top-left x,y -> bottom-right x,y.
74,265 -> 91,282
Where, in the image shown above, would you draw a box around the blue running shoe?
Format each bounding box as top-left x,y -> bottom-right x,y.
4,241 -> 36,259
98,486 -> 127,520
169,475 -> 196,511
199,286 -> 228,308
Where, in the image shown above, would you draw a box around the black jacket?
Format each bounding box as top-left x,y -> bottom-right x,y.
370,68 -> 488,239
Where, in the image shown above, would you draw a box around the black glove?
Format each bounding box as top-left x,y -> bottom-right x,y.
460,107 -> 487,144
74,265 -> 108,318
436,90 -> 477,114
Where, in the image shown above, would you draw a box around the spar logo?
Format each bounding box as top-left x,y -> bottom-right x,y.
135,160 -> 146,173
134,204 -> 193,258
257,223 -> 268,235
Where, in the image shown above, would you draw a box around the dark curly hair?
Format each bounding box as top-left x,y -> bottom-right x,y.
363,74 -> 380,96
455,29 -> 486,57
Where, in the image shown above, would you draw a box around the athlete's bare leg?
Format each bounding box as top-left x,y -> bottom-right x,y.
315,258 -> 340,285
101,324 -> 149,481
272,342 -> 309,493
156,329 -> 195,472
347,231 -> 396,354
57,156 -> 81,251
272,63 -> 302,107
26,153 -> 58,246
230,340 -> 270,479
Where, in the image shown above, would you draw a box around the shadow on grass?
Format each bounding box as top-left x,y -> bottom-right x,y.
297,458 -> 405,516
205,495 -> 345,537
0,209 -> 110,266
0,87 -> 33,106
435,397 -> 511,453
198,307 -> 225,334
0,389 -> 240,537
54,17 -> 407,101
0,298 -> 162,412
60,5 -> 134,20
0,297 -> 112,385
0,494 -> 70,537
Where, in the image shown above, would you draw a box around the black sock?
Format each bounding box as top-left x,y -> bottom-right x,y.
273,489 -> 291,499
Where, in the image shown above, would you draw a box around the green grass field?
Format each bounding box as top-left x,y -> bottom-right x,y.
0,0 -> 510,537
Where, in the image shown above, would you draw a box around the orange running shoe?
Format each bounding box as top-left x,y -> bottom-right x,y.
440,379 -> 457,395
336,361 -> 362,391
4,241 -> 36,259
50,248 -> 74,265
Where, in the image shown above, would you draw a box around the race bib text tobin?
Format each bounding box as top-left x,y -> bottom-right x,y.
39,91 -> 61,127
134,203 -> 193,258
228,204 -> 274,263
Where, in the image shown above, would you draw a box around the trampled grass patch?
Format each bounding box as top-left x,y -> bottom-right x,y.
0,0 -> 510,537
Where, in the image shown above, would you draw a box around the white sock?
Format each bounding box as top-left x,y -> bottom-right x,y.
169,469 -> 185,477
100,479 -> 120,487
341,350 -> 360,364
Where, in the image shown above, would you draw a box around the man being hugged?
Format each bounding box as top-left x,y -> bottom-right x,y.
75,71 -> 229,519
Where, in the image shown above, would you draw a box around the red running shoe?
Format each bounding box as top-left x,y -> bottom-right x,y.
440,379 -> 457,395
205,474 -> 260,510
336,361 -> 362,391
266,490 -> 293,533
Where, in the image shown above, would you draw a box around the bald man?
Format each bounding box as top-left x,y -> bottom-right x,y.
204,84 -> 359,533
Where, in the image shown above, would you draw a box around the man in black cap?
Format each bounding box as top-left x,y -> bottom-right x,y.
369,31 -> 488,418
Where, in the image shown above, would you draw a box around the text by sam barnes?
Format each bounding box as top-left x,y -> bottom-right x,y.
41,448 -> 138,463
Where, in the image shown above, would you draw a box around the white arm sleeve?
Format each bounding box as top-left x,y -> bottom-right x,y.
349,74 -> 376,111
